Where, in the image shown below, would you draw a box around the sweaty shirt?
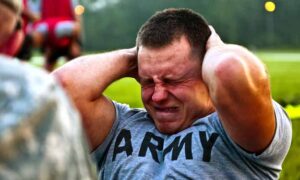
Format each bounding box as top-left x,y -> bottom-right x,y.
92,100 -> 292,180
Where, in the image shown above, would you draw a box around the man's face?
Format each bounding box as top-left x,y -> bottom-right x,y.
0,3 -> 18,46
138,35 -> 213,134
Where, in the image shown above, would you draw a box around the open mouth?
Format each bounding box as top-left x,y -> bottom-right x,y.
154,106 -> 178,113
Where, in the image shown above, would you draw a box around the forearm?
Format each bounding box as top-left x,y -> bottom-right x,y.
52,48 -> 137,102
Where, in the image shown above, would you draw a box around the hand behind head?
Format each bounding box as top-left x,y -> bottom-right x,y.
206,26 -> 224,50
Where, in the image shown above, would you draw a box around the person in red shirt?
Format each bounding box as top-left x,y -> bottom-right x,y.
32,0 -> 82,71
15,0 -> 40,60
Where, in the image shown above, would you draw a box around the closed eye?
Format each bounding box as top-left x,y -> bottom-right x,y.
163,78 -> 183,86
140,78 -> 154,87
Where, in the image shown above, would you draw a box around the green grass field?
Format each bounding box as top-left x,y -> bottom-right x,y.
257,51 -> 300,106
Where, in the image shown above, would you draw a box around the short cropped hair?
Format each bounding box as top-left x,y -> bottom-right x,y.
136,8 -> 211,59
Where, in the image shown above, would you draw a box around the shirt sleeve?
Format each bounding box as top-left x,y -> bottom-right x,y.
91,101 -> 132,168
221,100 -> 292,168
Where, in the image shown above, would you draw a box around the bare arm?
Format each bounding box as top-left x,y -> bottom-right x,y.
52,48 -> 137,151
202,27 -> 275,153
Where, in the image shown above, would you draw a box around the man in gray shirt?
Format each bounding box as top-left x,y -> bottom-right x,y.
53,8 -> 292,179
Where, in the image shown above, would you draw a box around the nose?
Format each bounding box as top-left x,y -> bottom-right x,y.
152,84 -> 168,102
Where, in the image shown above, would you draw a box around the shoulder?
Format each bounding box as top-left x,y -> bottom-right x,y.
0,57 -> 78,122
0,55 -> 54,84
113,101 -> 148,120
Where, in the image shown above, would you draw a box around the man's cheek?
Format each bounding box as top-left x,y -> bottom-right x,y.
142,88 -> 154,102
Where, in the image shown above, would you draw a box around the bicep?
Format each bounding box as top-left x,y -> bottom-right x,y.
78,95 -> 116,151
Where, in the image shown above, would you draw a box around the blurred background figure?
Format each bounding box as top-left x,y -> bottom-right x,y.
27,0 -> 82,71
0,0 -> 95,179
15,0 -> 41,61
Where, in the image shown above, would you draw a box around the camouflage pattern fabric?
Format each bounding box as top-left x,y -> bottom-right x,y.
0,55 -> 96,179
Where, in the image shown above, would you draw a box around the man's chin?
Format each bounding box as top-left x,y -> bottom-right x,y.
157,128 -> 178,135
155,121 -> 181,134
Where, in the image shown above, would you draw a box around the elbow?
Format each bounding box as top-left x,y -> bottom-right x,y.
52,68 -> 72,89
213,46 -> 268,85
213,51 -> 269,95
213,53 -> 246,84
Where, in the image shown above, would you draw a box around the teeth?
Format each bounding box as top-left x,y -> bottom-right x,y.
156,107 -> 177,112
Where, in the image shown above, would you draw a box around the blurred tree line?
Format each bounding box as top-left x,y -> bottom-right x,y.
81,0 -> 300,51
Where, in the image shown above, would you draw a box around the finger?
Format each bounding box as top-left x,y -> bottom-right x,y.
206,25 -> 224,50
208,25 -> 216,34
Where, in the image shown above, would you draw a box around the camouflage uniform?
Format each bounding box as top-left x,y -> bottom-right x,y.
0,56 -> 96,179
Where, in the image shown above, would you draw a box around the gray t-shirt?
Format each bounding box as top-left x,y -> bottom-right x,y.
92,100 -> 292,180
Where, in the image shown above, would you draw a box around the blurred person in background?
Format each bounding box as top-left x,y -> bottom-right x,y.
27,0 -> 82,71
0,0 -> 95,179
15,0 -> 41,61
54,8 -> 292,179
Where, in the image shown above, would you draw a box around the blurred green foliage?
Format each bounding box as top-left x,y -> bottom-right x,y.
81,0 -> 300,51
